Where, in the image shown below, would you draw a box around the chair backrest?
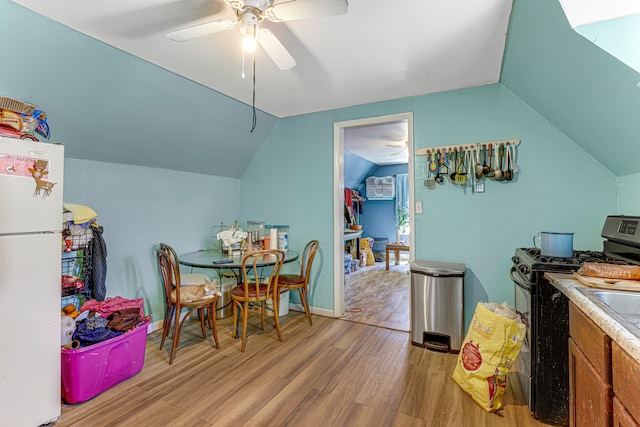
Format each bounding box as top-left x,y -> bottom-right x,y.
300,240 -> 319,281
238,249 -> 285,299
156,244 -> 181,306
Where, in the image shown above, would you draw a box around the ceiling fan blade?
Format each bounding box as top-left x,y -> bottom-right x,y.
266,0 -> 348,22
257,29 -> 297,70
167,20 -> 237,42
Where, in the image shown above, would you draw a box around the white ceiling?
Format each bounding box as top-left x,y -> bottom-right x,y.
344,120 -> 408,165
11,0 -> 514,119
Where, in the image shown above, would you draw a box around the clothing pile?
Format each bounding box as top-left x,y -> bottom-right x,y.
62,296 -> 151,349
62,203 -> 98,250
62,202 -> 108,301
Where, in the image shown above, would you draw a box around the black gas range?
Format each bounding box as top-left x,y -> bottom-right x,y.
511,216 -> 640,426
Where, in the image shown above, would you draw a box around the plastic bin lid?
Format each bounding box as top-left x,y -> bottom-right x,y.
265,224 -> 289,229
410,260 -> 465,276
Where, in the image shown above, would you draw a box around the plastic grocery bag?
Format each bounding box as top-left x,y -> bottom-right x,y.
451,301 -> 526,412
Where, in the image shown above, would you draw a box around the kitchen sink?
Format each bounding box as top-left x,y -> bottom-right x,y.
577,287 -> 640,338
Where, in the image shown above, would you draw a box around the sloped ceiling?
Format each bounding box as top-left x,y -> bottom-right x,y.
501,0 -> 640,176
9,0 -> 514,119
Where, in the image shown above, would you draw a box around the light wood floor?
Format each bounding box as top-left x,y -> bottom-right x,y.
343,257 -> 410,331
57,310 -> 549,427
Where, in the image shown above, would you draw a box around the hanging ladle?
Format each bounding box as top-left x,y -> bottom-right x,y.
481,144 -> 491,176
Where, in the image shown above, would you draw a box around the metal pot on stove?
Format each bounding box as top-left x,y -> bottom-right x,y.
533,231 -> 574,258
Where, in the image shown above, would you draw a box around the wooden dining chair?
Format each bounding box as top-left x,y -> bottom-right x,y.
276,240 -> 319,326
156,243 -> 220,364
231,249 -> 285,352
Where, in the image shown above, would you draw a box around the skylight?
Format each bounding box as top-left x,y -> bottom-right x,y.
559,0 -> 640,72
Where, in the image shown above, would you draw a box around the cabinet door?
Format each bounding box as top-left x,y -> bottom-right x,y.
613,397 -> 639,427
613,342 -> 640,424
569,338 -> 613,427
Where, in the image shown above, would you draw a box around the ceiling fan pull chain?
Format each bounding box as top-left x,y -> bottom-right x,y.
250,31 -> 257,133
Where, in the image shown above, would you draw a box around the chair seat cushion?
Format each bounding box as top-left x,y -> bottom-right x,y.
278,274 -> 304,286
231,282 -> 270,298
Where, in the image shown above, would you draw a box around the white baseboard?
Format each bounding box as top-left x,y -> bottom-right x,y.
147,304 -> 339,335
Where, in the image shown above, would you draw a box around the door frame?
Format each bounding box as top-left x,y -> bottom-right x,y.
332,112 -> 415,317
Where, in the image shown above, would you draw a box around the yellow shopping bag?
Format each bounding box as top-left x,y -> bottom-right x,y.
451,302 -> 526,412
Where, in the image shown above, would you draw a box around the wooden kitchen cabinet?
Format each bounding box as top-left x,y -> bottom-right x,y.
569,338 -> 612,426
613,397 -> 640,427
613,341 -> 640,425
569,302 -> 613,427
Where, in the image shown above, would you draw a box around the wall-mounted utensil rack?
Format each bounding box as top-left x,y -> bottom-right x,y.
415,139 -> 520,157
417,139 -> 522,190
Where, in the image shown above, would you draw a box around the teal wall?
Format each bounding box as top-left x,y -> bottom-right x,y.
0,0 -> 277,178
619,172 -> 640,215
64,158 -> 240,323
501,0 -> 640,177
577,15 -> 640,72
241,84 -> 618,324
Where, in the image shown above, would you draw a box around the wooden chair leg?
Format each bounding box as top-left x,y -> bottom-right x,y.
160,305 -> 174,350
232,300 -> 239,339
210,303 -> 219,349
241,301 -> 249,352
199,307 -> 207,338
300,287 -> 312,326
169,306 -> 181,365
273,293 -> 283,342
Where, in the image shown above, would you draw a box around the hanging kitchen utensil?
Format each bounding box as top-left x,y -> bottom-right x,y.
425,150 -> 436,189
494,143 -> 504,181
475,143 -> 484,179
429,150 -> 438,173
435,151 -> 446,184
511,142 -> 519,174
469,149 -> 476,192
504,142 -> 514,181
482,144 -> 491,176
455,147 -> 467,185
485,143 -> 495,178
450,147 -> 458,182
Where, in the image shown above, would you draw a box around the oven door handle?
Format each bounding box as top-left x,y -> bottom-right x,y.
510,266 -> 531,292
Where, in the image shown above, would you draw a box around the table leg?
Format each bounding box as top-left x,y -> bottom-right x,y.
395,249 -> 400,265
386,247 -> 390,270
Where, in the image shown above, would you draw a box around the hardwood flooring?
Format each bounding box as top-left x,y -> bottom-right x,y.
343,257 -> 410,331
57,310 -> 549,427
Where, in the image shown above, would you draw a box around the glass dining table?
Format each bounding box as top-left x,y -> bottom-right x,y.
178,249 -> 299,274
178,249 -> 299,322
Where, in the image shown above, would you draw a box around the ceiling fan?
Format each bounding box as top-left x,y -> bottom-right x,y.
166,0 -> 349,70
386,139 -> 408,156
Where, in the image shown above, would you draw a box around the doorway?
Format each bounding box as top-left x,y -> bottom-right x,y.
332,113 -> 415,328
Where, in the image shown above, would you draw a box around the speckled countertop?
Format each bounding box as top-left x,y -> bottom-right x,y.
546,273 -> 640,364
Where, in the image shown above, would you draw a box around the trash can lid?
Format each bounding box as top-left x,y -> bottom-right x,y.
410,260 -> 466,276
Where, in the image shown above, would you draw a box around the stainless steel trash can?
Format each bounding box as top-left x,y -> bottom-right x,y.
410,260 -> 465,353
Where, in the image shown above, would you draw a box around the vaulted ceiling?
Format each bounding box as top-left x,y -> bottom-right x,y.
2,0 -> 640,178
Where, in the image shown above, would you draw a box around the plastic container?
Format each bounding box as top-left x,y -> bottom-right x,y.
246,220 -> 265,238
266,225 -> 289,252
61,322 -> 149,404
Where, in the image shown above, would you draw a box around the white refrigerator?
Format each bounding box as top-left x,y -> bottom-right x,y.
0,136 -> 64,426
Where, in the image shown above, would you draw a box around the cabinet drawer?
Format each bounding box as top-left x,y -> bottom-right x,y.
570,302 -> 611,382
613,342 -> 640,425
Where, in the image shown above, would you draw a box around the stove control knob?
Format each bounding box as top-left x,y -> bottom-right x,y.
512,256 -> 519,265
521,265 -> 530,275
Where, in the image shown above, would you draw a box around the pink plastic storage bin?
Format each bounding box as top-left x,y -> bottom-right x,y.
61,322 -> 149,404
